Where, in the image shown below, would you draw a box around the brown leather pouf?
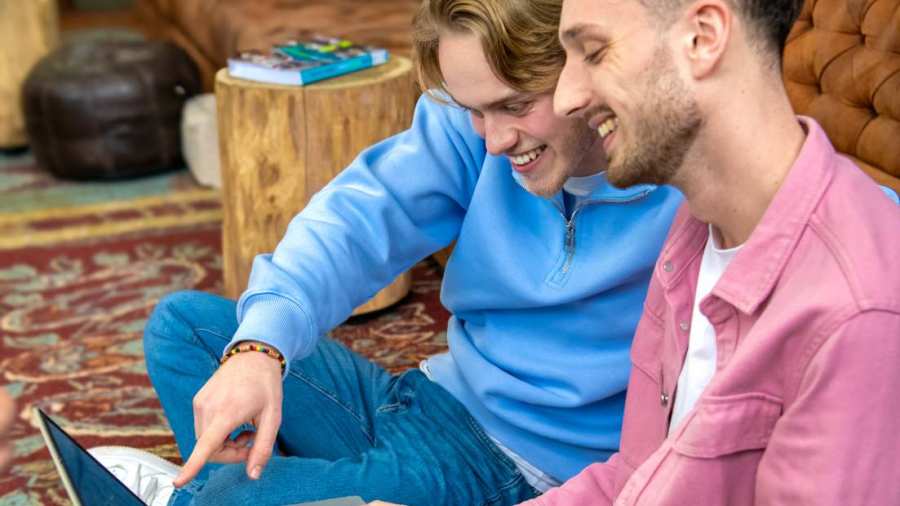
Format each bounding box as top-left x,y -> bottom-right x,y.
22,39 -> 201,179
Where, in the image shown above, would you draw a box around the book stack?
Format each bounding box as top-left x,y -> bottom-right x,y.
227,35 -> 390,86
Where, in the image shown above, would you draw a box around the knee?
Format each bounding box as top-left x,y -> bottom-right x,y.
143,290 -> 209,364
192,464 -> 262,506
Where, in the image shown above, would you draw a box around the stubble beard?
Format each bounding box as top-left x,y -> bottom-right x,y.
607,45 -> 702,189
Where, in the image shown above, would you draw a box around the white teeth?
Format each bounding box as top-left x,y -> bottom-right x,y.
598,117 -> 618,139
510,146 -> 545,165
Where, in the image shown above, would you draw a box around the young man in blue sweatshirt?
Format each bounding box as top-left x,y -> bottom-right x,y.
103,0 -> 682,504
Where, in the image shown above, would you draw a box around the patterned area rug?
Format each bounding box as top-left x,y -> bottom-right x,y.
0,153 -> 449,504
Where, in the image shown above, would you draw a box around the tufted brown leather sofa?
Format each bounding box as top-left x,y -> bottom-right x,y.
136,0 -> 899,196
135,0 -> 419,92
133,0 -> 897,269
784,0 -> 900,194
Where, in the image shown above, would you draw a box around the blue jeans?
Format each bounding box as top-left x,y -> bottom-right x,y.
144,291 -> 538,506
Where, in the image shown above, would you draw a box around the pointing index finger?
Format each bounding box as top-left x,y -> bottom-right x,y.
173,421 -> 232,488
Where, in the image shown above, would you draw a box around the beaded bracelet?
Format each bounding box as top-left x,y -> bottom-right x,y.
220,341 -> 287,374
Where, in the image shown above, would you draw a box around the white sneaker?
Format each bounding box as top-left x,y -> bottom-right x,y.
89,446 -> 180,506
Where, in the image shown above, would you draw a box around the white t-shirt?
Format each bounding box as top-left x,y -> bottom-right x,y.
668,226 -> 742,433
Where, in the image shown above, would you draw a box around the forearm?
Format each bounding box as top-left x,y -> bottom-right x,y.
521,456 -> 620,506
232,96 -> 480,365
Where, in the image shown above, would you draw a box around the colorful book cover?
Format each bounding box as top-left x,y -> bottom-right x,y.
227,35 -> 389,86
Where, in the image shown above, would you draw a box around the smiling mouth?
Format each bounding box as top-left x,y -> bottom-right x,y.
509,145 -> 547,166
598,117 -> 618,139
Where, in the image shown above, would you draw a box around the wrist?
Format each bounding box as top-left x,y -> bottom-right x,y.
221,341 -> 286,374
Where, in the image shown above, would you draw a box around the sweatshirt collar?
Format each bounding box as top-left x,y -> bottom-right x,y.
510,168 -> 658,202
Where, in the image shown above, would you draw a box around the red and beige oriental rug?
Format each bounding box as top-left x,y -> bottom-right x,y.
0,153 -> 449,504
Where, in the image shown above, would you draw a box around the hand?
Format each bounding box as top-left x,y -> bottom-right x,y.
173,345 -> 284,487
0,388 -> 14,472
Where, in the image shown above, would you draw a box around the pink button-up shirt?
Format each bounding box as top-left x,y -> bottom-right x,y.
525,118 -> 900,505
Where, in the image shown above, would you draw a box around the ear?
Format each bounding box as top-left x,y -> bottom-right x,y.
680,0 -> 731,80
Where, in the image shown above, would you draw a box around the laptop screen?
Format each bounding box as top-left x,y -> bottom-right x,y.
39,409 -> 145,506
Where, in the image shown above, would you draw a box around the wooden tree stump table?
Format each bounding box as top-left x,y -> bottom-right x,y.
0,0 -> 59,148
215,56 -> 417,315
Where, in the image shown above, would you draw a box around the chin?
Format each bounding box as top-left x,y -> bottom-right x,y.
606,162 -> 644,189
522,177 -> 564,198
608,160 -> 673,189
605,168 -> 632,189
528,187 -> 558,198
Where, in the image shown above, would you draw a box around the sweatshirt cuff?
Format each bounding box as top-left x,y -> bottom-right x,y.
230,293 -> 318,377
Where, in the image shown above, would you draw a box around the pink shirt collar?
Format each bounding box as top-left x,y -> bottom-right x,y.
656,117 -> 835,315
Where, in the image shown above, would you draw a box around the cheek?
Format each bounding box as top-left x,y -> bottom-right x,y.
517,100 -> 561,145
588,68 -> 616,98
517,118 -> 556,147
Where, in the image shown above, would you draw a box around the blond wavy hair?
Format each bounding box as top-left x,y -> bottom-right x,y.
412,0 -> 565,98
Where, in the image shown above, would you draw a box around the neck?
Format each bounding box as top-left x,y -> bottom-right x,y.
674,76 -> 806,249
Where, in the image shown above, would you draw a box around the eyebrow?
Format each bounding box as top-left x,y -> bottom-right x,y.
561,23 -> 606,45
453,92 -> 531,113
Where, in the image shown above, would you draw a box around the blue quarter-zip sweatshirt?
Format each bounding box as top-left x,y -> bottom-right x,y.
231,95 -> 683,481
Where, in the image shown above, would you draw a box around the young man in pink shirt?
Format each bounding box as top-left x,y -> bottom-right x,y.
516,0 -> 900,504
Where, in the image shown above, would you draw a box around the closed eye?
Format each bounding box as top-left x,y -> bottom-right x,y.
584,49 -> 605,65
501,100 -> 533,116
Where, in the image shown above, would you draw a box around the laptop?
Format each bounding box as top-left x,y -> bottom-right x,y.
34,407 -> 365,506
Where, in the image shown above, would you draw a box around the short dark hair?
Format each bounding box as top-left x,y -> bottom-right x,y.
642,0 -> 805,60
737,0 -> 805,57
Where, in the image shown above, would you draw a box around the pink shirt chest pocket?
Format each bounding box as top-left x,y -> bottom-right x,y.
622,393 -> 783,506
673,393 -> 781,458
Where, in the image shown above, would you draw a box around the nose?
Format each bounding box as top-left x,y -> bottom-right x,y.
554,56 -> 592,119
483,114 -> 516,156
